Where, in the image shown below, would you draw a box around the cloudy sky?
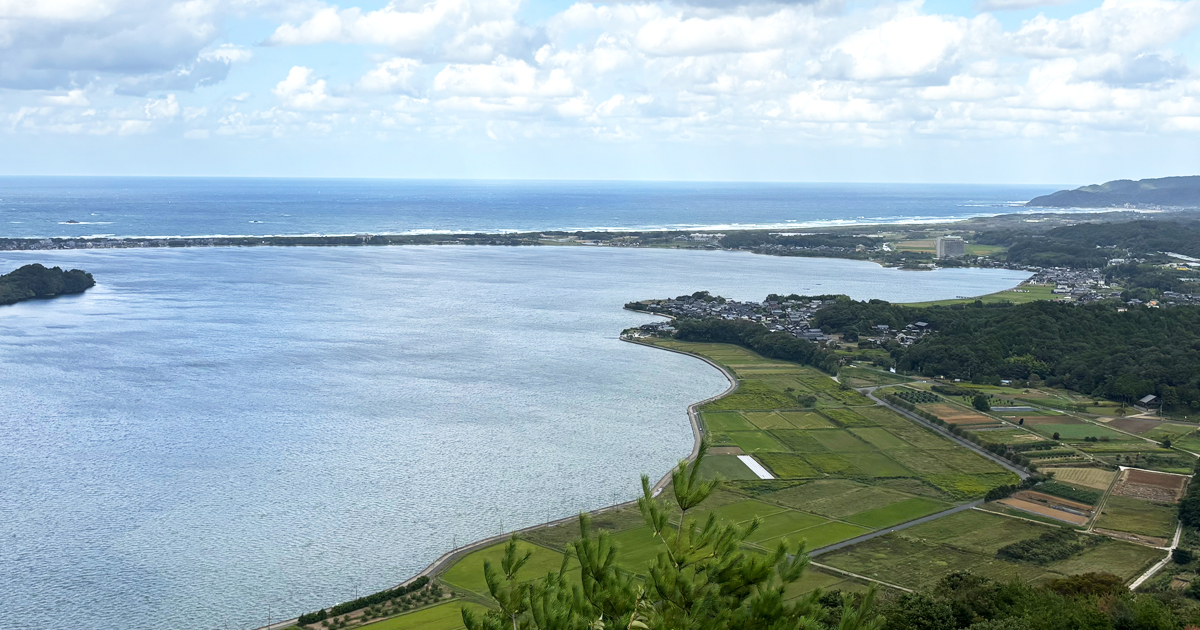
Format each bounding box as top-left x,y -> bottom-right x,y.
1,0 -> 1198,182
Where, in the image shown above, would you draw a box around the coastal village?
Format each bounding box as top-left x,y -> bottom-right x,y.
626,293 -> 934,348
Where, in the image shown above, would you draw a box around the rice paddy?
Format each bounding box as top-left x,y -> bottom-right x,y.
429,338 -> 1172,618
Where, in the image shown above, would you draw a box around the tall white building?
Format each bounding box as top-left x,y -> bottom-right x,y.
936,236 -> 966,258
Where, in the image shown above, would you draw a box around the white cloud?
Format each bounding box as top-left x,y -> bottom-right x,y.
974,0 -> 1076,11
0,0 -> 116,21
266,0 -> 528,62
433,57 -> 575,98
43,89 -> 90,106
145,94 -> 180,119
827,14 -> 974,81
1011,0 -> 1200,58
3,0 -> 1200,151
0,0 -> 231,90
358,57 -> 421,94
273,66 -> 347,110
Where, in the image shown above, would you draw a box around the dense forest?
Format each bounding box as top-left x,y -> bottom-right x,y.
0,263 -> 95,305
720,231 -> 880,252
977,220 -> 1200,268
812,298 -> 1200,411
672,318 -> 842,374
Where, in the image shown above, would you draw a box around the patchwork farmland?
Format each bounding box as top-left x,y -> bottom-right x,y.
312,340 -> 1197,630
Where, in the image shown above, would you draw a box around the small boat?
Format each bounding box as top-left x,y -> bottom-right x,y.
65,219 -> 80,224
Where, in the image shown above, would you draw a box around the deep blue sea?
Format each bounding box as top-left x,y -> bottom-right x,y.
0,178 -> 1061,238
0,180 -> 1038,630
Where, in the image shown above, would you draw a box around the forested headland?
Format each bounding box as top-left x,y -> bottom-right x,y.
0,263 -> 95,305
1026,176 -> 1200,208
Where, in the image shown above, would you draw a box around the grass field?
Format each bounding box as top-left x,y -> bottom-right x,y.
1094,495 -> 1179,539
1030,423 -> 1129,441
359,601 -> 489,630
698,454 -> 759,480
902,284 -> 1056,307
440,541 -> 571,595
431,338 -> 1036,607
844,497 -> 950,528
820,509 -> 1162,589
729,430 -> 786,452
838,366 -> 911,388
1040,467 -> 1117,491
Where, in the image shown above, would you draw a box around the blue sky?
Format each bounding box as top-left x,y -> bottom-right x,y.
1,0 -> 1199,183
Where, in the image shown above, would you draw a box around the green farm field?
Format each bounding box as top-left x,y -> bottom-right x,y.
820,509 -> 1162,590
429,338 -> 1033,614
1095,496 -> 1179,539
901,284 -> 1056,307
838,366 -> 911,388
440,540 -> 573,596
359,601 -> 489,630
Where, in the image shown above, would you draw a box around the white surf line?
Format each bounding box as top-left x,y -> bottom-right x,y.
738,455 -> 775,480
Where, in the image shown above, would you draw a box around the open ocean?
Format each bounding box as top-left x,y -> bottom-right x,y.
0,178 -> 1062,238
0,179 -> 1038,630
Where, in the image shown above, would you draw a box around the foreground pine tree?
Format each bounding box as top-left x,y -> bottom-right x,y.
463,442 -> 883,630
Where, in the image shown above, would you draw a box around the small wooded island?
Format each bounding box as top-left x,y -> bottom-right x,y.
0,263 -> 95,305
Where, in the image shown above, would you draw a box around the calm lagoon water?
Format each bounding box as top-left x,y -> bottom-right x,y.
0,246 -> 1030,630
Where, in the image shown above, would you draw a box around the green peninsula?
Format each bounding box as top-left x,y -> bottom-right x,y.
1027,176 -> 1200,208
0,263 -> 95,305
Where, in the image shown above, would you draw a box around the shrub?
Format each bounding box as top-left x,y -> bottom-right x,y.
298,576 -> 432,623
996,528 -> 1100,564
1035,481 -> 1102,505
932,384 -> 974,397
893,389 -> 941,404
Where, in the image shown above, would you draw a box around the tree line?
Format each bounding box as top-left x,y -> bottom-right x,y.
814,298 -> 1200,412
672,318 -> 842,374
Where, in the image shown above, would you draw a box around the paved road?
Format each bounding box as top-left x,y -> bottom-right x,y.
1129,523 -> 1182,590
810,500 -> 984,557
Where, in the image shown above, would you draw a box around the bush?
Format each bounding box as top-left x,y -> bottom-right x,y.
932,384 -> 974,397
1173,548 -> 1194,564
973,394 -> 991,411
1035,481 -> 1102,505
996,528 -> 1101,564
892,389 -> 941,404
298,577 -> 431,623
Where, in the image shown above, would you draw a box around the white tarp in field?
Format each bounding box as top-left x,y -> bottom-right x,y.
737,455 -> 775,480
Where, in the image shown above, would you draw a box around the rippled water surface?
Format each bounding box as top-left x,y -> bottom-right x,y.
0,246 -> 1030,630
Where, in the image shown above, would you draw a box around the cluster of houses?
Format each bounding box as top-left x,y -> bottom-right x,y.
626,294 -> 942,348
859,322 -> 934,347
626,294 -> 831,341
1028,267 -> 1117,303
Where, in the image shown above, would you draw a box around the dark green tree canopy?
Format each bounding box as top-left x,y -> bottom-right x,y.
0,263 -> 95,305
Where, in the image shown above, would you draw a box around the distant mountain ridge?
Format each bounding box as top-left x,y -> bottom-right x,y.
1026,175 -> 1200,208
